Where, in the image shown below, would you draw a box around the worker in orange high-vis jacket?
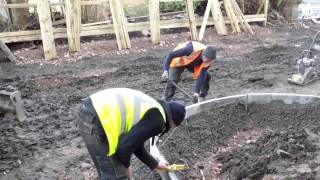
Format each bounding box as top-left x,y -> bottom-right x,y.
78,88 -> 186,180
161,41 -> 216,103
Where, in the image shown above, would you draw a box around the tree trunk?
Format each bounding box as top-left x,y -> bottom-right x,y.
8,0 -> 31,30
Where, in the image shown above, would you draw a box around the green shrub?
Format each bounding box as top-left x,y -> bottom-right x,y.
159,1 -> 204,13
274,0 -> 303,8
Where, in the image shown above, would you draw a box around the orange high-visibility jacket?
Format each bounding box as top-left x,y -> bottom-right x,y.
169,41 -> 212,79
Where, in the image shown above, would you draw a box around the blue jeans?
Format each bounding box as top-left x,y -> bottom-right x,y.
78,104 -> 128,180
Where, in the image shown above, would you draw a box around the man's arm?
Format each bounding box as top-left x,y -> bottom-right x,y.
195,68 -> 209,94
163,42 -> 194,71
134,144 -> 159,169
115,109 -> 166,169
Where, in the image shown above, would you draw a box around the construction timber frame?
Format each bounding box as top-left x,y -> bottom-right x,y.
0,0 -> 269,60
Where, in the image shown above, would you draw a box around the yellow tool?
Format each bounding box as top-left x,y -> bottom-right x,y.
157,164 -> 186,173
168,164 -> 186,171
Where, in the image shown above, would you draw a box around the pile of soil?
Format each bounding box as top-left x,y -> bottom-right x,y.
134,101 -> 320,179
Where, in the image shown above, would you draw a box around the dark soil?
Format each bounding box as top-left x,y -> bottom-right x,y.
1,25 -> 320,179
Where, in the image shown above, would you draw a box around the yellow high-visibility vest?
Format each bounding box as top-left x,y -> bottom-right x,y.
90,88 -> 166,156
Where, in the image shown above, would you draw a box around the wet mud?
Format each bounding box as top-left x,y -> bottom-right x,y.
1,26 -> 320,179
162,101 -> 320,179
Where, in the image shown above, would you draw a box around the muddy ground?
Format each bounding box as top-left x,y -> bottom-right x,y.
1,24 -> 320,180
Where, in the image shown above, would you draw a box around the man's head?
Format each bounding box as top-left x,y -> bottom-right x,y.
202,45 -> 216,66
168,101 -> 186,127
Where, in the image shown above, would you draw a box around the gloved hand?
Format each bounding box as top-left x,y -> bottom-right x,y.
192,93 -> 200,104
162,71 -> 169,80
156,161 -> 169,172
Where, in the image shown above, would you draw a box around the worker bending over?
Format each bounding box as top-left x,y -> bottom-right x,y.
78,88 -> 186,179
162,41 -> 216,103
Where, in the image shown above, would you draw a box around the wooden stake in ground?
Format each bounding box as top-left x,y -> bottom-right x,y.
198,0 -> 212,40
65,0 -> 81,53
185,0 -> 198,40
264,0 -> 269,26
149,0 -> 160,44
224,0 -> 240,33
0,40 -> 17,62
256,0 -> 265,14
211,0 -> 227,35
230,0 -> 254,34
37,0 -> 57,60
198,0 -> 227,40
109,0 -> 131,50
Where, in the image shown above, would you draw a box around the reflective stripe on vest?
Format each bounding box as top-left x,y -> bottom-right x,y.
193,60 -> 213,79
90,88 -> 166,156
169,41 -> 206,67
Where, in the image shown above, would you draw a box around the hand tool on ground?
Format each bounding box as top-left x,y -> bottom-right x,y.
157,164 -> 186,173
288,31 -> 320,85
168,79 -> 194,101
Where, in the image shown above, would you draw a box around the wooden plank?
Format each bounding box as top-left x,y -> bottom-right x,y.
149,0 -> 160,44
185,0 -> 198,40
0,3 -> 36,8
224,0 -> 240,33
0,40 -> 17,62
117,0 -> 131,48
0,1 -> 110,9
109,0 -> 131,49
198,0 -> 212,40
264,0 -> 269,26
223,0 -> 234,32
230,0 -> 253,34
230,0 -> 247,32
80,0 -> 109,5
0,2 -> 64,8
82,20 -> 111,27
211,0 -> 227,35
109,0 -> 123,49
37,0 -> 57,60
0,15 -> 266,43
52,19 -> 66,26
256,0 -> 264,14
65,0 -> 81,52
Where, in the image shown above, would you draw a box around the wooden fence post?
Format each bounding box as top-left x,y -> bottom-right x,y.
240,0 -> 244,13
185,0 -> 198,40
264,0 -> 269,26
212,0 -> 227,35
224,0 -> 240,33
0,40 -> 16,62
149,0 -> 160,44
37,0 -> 57,60
109,0 -> 131,50
198,0 -> 212,41
65,0 -> 81,53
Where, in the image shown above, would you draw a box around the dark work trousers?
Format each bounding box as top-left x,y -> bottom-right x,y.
78,104 -> 128,180
162,67 -> 211,101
